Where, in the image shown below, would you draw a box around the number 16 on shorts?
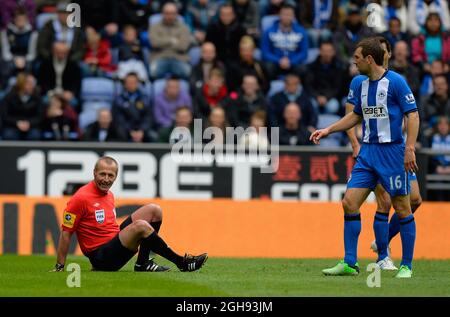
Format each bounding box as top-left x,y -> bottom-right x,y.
389,175 -> 402,190
387,173 -> 409,196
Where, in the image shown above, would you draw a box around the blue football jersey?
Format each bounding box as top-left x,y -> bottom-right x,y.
347,70 -> 417,144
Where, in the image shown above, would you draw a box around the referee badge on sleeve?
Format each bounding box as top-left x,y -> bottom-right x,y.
63,211 -> 76,228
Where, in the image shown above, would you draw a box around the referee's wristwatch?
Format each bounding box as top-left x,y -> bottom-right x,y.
54,263 -> 65,271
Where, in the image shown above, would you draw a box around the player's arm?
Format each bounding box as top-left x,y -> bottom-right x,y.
344,76 -> 362,156
53,230 -> 74,272
52,198 -> 83,272
397,75 -> 420,173
404,110 -> 420,173
345,103 -> 360,158
310,111 -> 362,144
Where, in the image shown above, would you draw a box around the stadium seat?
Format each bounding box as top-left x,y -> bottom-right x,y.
261,15 -> 279,33
36,13 -> 56,30
268,80 -> 285,98
317,114 -> 342,147
148,13 -> 184,25
7,77 -> 17,90
306,48 -> 320,64
111,48 -> 119,65
81,77 -> 115,103
139,31 -> 151,49
117,59 -> 149,82
188,46 -> 201,66
253,48 -> 262,60
142,47 -> 151,67
0,76 -> 19,98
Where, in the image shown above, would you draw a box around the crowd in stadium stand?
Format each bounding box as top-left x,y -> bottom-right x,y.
0,0 -> 449,175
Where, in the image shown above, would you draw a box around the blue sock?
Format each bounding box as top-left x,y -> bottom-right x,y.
388,212 -> 401,242
373,212 -> 389,261
343,213 -> 361,266
399,214 -> 416,270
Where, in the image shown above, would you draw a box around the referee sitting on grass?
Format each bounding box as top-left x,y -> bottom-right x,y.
52,156 -> 208,272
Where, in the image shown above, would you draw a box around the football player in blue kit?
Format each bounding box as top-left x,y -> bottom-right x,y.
311,37 -> 420,278
345,37 -> 422,271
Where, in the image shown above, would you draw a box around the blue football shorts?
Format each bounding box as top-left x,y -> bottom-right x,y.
348,143 -> 411,196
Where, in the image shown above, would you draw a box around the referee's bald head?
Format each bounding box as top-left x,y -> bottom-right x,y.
94,156 -> 119,173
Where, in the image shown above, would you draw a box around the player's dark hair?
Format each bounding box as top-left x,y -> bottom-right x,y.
356,38 -> 385,66
95,156 -> 119,173
375,35 -> 391,54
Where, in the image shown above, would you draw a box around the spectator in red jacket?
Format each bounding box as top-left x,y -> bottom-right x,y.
194,68 -> 228,121
81,27 -> 116,77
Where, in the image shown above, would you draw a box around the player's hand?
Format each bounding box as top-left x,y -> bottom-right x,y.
404,146 -> 419,173
352,143 -> 360,159
310,128 -> 329,145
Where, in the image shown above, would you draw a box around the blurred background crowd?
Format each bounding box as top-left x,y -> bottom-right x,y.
0,0 -> 449,176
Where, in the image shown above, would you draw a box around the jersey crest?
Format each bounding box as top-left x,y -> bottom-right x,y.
95,209 -> 105,224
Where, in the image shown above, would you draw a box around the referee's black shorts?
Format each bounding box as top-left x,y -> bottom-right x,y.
86,234 -> 136,271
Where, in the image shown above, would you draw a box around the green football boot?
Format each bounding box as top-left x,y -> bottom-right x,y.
322,260 -> 360,276
395,265 -> 412,278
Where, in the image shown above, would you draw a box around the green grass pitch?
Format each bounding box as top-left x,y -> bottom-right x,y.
0,255 -> 449,297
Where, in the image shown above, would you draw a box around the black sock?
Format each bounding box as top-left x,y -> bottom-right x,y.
151,221 -> 162,233
120,216 -> 133,230
136,221 -> 162,265
139,232 -> 183,267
